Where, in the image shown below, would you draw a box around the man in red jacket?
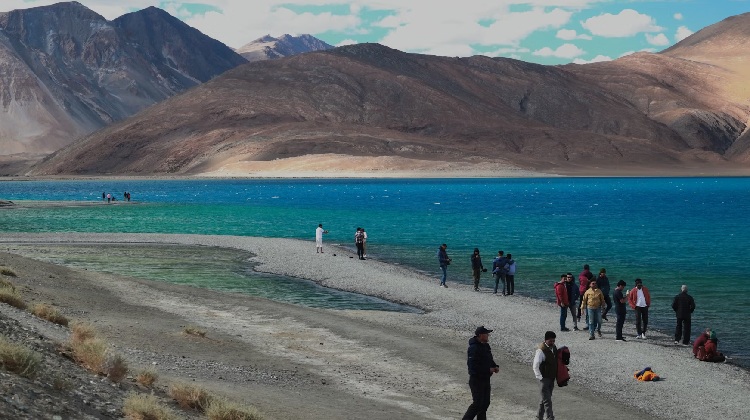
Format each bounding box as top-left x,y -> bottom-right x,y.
555,274 -> 570,331
627,278 -> 651,339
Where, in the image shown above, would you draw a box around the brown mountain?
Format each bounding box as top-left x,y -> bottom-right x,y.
0,1 -> 246,159
29,13 -> 750,176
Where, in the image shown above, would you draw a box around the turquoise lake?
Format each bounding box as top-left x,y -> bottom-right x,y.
0,177 -> 748,366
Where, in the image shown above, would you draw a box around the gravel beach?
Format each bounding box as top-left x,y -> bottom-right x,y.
1,232 -> 748,419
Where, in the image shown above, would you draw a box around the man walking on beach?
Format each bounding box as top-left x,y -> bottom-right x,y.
471,248 -> 485,291
577,264 -> 593,323
492,251 -> 508,295
580,280 -> 606,340
597,268 -> 612,321
555,275 -> 570,331
564,273 -> 580,331
462,326 -> 500,420
315,224 -> 328,253
533,331 -> 557,420
628,278 -> 651,339
437,244 -> 451,288
355,227 -> 365,260
672,285 -> 696,345
613,280 -> 627,341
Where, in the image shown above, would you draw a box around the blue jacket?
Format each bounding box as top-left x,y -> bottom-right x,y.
492,256 -> 508,274
437,248 -> 449,267
466,337 -> 498,378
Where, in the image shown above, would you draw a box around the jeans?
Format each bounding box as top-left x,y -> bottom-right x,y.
462,376 -> 491,420
537,377 -> 555,420
494,273 -> 506,294
675,317 -> 691,344
635,306 -> 649,335
587,308 -> 602,336
559,306 -> 568,330
568,304 -> 578,328
440,265 -> 447,286
615,309 -> 626,339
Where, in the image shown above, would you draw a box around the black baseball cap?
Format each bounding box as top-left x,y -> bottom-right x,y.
475,326 -> 493,335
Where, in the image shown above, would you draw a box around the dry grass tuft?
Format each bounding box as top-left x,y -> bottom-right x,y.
70,337 -> 109,374
31,303 -> 69,326
0,287 -> 26,310
0,267 -> 17,277
106,354 -> 129,383
70,321 -> 97,343
206,398 -> 264,420
169,382 -> 214,411
0,277 -> 15,290
123,393 -> 178,420
0,337 -> 41,378
182,326 -> 207,338
136,369 -> 159,387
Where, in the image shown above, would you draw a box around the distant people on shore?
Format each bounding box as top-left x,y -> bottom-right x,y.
533,331 -> 558,420
123,191 -> 131,201
698,331 -> 726,363
555,275 -> 570,331
628,278 -> 651,339
354,227 -> 365,260
362,228 -> 368,258
597,268 -> 611,321
461,326 -> 499,420
506,253 -> 516,295
315,224 -> 328,253
693,328 -> 711,358
580,279 -> 605,340
577,264 -> 593,323
106,193 -> 111,203
471,248 -> 485,291
492,251 -> 508,295
672,284 -> 696,345
565,273 -> 580,331
613,280 -> 627,341
102,192 -> 106,201
437,244 -> 451,288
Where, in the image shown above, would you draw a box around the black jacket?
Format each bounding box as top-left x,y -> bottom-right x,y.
672,291 -> 696,318
466,337 -> 498,378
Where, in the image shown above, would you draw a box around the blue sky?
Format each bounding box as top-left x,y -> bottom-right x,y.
7,1 -> 750,64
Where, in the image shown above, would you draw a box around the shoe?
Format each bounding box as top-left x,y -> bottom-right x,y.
561,328 -> 570,332
597,331 -> 602,338
616,338 -> 627,342
642,333 -> 647,339
674,340 -> 679,344
573,327 -> 580,331
589,336 -> 595,340
474,288 -> 479,292
636,334 -> 642,339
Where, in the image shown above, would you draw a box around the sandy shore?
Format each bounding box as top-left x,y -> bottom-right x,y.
1,233 -> 748,420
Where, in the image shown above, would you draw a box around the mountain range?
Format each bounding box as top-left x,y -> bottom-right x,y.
2,3 -> 749,176
236,34 -> 332,62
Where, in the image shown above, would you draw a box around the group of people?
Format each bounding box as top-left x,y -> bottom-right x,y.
101,191 -> 132,203
313,224 -> 368,260
438,245 -> 517,294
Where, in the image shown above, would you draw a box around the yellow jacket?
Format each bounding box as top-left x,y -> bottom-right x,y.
580,288 -> 606,310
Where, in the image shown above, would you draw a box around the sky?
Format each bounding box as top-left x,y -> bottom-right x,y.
4,1 -> 749,65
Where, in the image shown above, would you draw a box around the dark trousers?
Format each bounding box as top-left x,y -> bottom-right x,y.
356,243 -> 364,259
675,317 -> 692,344
603,294 -> 612,316
615,309 -> 626,339
559,306 -> 568,330
635,306 -> 649,335
462,376 -> 491,420
506,275 -> 515,294
473,269 -> 481,289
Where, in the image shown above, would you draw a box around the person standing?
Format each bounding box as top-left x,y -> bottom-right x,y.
506,254 -> 516,295
577,265 -> 593,322
613,280 -> 627,341
106,193 -> 112,203
492,251 -> 508,295
672,284 -> 696,345
471,248 -> 485,291
580,280 -> 606,340
564,273 -> 580,331
627,278 -> 651,339
315,224 -> 328,253
555,275 -> 570,331
354,227 -> 365,260
597,268 -> 612,321
462,326 -> 500,420
437,244 -> 451,288
362,228 -> 368,258
532,331 -> 557,420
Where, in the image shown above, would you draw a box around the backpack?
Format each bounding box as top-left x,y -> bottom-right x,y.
355,231 -> 364,244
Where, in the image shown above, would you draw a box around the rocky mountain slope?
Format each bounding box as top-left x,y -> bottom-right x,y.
236,34 -> 332,62
0,1 -> 247,157
28,12 -> 750,176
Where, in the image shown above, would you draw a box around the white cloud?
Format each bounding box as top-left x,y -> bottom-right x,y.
674,13 -> 683,21
573,54 -> 612,64
533,43 -> 585,59
581,9 -> 663,37
490,47 -> 531,56
556,29 -> 592,41
336,39 -> 358,47
675,26 -> 694,42
645,33 -> 670,46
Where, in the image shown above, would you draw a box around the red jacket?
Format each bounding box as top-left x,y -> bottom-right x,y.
578,270 -> 591,295
627,285 -> 651,309
554,281 -> 569,307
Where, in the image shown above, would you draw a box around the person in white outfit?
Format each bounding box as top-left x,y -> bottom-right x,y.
315,224 -> 328,253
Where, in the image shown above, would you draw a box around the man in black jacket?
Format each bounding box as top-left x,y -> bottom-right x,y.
462,326 -> 500,420
672,284 -> 696,345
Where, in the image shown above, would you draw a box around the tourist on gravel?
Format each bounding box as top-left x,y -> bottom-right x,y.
628,278 -> 651,339
505,253 -> 516,295
564,273 -> 580,330
597,268 -> 612,320
532,331 -> 558,420
613,280 -> 628,341
672,284 -> 696,345
491,250 -> 508,295
577,264 -> 593,323
580,280 -> 606,340
462,326 -> 499,420
471,248 -> 485,291
315,224 -> 328,253
555,274 -> 571,331
354,227 -> 365,260
437,244 -> 451,288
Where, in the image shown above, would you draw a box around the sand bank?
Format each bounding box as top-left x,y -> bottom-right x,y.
1,233 -> 748,420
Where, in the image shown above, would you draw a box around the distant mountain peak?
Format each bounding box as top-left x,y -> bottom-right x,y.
236,33 -> 332,62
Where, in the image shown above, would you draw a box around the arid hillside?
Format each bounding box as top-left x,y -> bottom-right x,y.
28,13 -> 750,176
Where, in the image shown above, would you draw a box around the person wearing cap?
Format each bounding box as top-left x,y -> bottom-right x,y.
471,248 -> 485,292
461,326 -> 500,420
627,278 -> 651,339
532,331 -> 558,420
437,244 -> 451,288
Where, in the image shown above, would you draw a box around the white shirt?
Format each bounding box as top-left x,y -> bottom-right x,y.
636,288 -> 647,307
532,343 -> 557,380
316,227 -> 324,241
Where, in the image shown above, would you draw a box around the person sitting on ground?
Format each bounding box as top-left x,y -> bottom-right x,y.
693,328 -> 711,358
701,331 -> 726,363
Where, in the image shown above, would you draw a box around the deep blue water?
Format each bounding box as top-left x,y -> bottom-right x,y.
1,178 -> 748,365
